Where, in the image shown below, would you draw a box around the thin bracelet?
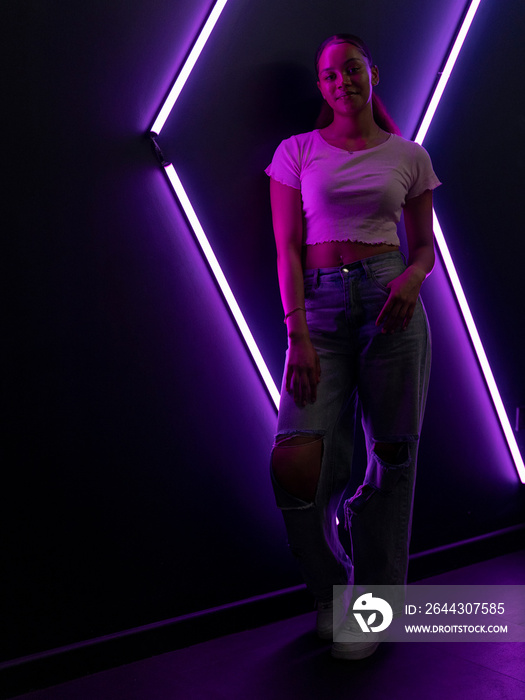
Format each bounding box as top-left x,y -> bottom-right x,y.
284,307 -> 306,323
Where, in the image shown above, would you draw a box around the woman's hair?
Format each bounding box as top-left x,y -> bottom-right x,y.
314,33 -> 401,135
314,33 -> 373,76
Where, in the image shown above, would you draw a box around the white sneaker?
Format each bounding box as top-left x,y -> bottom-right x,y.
331,615 -> 381,660
316,600 -> 335,640
316,587 -> 351,640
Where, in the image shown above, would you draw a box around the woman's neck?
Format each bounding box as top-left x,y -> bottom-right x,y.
324,111 -> 379,140
320,115 -> 388,152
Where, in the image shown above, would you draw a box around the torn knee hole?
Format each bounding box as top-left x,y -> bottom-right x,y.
271,434 -> 323,503
364,441 -> 412,496
373,441 -> 409,466
274,434 -> 323,448
345,442 -> 413,518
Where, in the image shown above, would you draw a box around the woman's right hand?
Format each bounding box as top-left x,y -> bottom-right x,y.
269,178 -> 320,405
285,335 -> 321,406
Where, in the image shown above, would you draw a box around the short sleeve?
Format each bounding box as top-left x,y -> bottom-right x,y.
406,143 -> 442,200
264,136 -> 301,190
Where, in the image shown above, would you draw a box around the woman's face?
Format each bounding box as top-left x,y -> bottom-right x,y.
317,41 -> 378,117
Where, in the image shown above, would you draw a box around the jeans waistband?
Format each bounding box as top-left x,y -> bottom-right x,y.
304,251 -> 406,277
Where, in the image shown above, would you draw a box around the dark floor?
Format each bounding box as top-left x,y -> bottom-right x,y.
11,550 -> 525,700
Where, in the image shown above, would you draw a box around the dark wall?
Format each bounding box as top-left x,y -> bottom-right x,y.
3,0 -> 524,662
4,0 -> 286,661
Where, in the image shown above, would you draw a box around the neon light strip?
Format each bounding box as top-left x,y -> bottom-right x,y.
414,0 -> 482,145
151,0 -> 280,409
165,164 -> 281,409
414,0 -> 524,482
151,0 -> 229,135
433,215 -> 525,481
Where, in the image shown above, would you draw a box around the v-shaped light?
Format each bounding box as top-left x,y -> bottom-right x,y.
149,0 -> 524,482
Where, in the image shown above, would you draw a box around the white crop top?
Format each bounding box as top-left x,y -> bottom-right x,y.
265,130 -> 441,247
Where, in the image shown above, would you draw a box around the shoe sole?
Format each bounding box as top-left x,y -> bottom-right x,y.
316,627 -> 333,641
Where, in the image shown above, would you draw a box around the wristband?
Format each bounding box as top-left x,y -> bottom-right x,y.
284,307 -> 306,322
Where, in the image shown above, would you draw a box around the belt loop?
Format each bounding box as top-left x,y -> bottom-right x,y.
316,268 -> 321,288
360,258 -> 370,279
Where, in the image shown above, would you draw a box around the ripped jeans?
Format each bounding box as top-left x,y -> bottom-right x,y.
271,252 -> 431,603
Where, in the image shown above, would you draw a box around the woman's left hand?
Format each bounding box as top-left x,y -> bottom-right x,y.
375,266 -> 426,333
377,188 -> 435,333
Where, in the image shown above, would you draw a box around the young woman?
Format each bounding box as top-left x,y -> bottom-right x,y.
265,34 -> 440,659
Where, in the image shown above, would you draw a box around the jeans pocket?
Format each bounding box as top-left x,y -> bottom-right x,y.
368,260 -> 406,293
303,270 -> 318,299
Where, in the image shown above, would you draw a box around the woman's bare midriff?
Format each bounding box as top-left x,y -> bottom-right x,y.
304,240 -> 399,269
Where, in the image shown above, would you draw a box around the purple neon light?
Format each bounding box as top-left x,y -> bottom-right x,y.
414,0 -> 482,146
432,216 -> 524,481
414,0 -> 524,482
164,163 -> 280,408
150,0 -> 524,480
150,0 -> 280,409
151,0 -> 230,136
